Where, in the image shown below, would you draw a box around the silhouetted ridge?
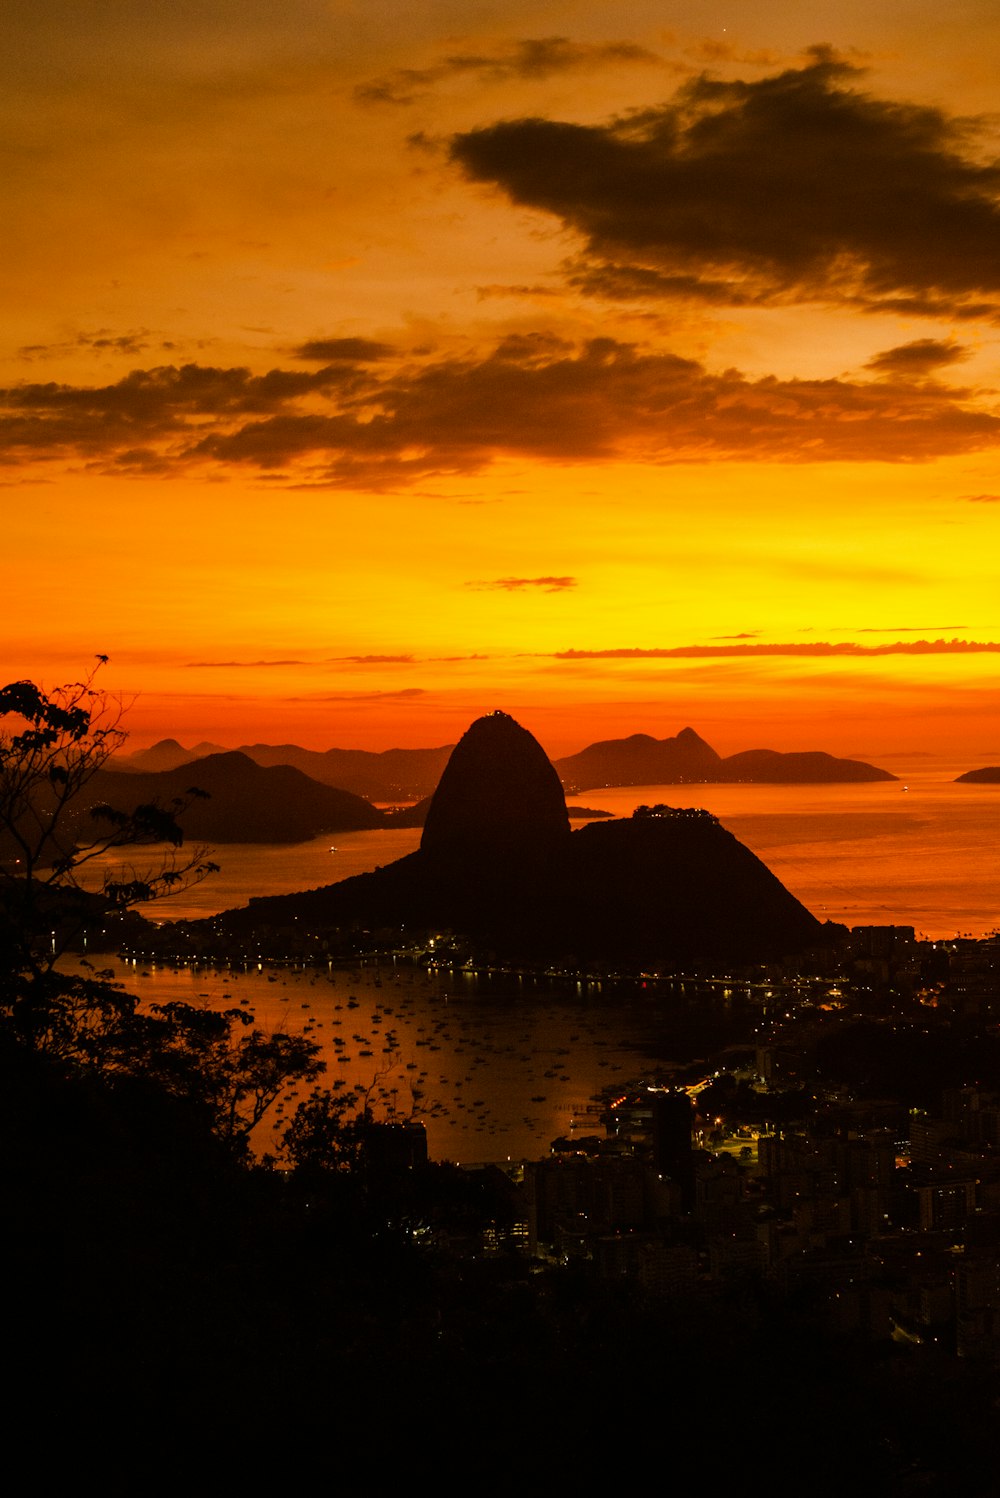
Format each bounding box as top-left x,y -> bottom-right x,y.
197,715 -> 829,966
556,729 -> 893,789
75,752 -> 383,844
112,737 -> 223,773
550,811 -> 822,963
556,728 -> 722,789
421,710 -> 569,856
955,766 -> 1000,783
722,748 -> 894,783
236,741 -> 453,799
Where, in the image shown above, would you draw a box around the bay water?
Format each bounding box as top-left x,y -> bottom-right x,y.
118,760 -> 998,939
101,956 -> 771,1165
73,759 -> 998,1162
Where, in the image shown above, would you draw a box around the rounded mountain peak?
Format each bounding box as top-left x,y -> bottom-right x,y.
421,711 -> 569,857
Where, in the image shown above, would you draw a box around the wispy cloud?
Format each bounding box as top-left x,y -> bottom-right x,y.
18,329 -> 160,361
283,688 -> 426,702
292,337 -> 394,363
865,339 -> 970,377
186,658 -> 310,668
550,639 -> 1000,660
325,654 -> 416,664
466,576 -> 578,592
183,653 -> 490,670
426,653 -> 491,662
355,36 -> 663,107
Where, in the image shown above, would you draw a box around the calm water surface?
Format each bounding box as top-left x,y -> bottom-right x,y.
101,957 -> 769,1164
111,761 -> 1000,939
592,768 -> 1000,940
78,761 -> 999,1163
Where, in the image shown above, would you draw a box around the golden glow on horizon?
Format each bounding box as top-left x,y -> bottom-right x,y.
4,3 -> 1000,761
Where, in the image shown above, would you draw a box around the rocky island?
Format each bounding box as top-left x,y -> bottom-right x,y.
555,726 -> 895,792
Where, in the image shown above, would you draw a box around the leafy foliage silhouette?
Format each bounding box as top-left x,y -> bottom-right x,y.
0,660 -> 322,1150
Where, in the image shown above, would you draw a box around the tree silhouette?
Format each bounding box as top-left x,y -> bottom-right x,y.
1,660 -> 218,979
0,660 -> 322,1149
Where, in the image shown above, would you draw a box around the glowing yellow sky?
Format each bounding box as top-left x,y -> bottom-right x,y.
4,1 -> 1000,760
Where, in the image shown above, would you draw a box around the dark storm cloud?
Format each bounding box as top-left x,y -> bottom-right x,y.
466,576 -> 577,592
355,36 -> 662,106
4,336 -> 1000,481
865,339 -> 970,376
450,50 -> 1000,316
550,640 -> 1000,660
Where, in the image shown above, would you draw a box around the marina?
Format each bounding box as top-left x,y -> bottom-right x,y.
100,954 -> 781,1164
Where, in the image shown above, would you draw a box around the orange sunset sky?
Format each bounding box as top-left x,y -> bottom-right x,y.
4,1 -> 1000,761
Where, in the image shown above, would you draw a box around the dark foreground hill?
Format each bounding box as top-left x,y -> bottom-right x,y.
421,710 -> 569,855
202,714 -> 828,967
218,806 -> 824,966
72,752 -> 384,844
955,766 -> 1000,783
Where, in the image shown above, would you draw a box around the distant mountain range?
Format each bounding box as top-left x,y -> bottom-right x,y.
70,752 -> 384,845
114,738 -> 453,801
114,725 -> 895,801
553,727 -> 895,791
191,712 -> 833,967
36,748 -> 611,856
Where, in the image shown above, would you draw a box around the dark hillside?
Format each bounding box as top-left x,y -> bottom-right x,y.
74,752 -> 384,844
